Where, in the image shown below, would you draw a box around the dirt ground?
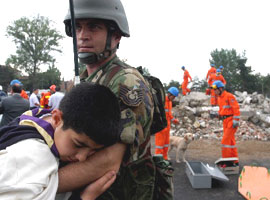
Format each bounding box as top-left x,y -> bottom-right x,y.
182,139 -> 270,164
151,137 -> 270,200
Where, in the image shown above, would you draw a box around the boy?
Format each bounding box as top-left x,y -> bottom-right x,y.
0,83 -> 121,200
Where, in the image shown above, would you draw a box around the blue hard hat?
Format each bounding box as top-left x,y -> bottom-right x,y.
216,69 -> 221,73
10,79 -> 22,86
210,63 -> 215,67
168,87 -> 179,97
181,66 -> 185,69
212,80 -> 225,89
219,65 -> 224,69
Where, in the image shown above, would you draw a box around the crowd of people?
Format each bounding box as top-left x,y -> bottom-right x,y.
0,80 -> 64,127
0,0 -> 241,199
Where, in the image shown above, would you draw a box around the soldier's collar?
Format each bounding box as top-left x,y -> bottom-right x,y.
80,55 -> 118,81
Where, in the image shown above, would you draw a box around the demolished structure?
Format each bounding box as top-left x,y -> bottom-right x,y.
171,91 -> 270,141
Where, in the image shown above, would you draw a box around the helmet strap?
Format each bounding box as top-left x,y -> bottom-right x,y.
78,26 -> 117,65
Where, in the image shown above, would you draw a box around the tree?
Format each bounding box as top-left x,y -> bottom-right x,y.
210,49 -> 260,93
210,49 -> 241,92
258,74 -> 270,97
5,15 -> 64,88
237,58 -> 260,93
164,80 -> 181,92
190,76 -> 208,92
0,65 -> 20,92
37,65 -> 62,89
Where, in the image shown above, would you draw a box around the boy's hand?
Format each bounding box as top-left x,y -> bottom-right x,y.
80,171 -> 116,200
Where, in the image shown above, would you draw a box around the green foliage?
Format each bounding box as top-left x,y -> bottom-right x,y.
191,76 -> 208,92
22,65 -> 61,90
5,15 -> 63,88
258,74 -> 270,97
0,65 -> 20,91
210,49 -> 260,93
210,48 -> 242,92
37,65 -> 62,89
164,80 -> 181,92
209,48 -> 270,95
141,67 -> 150,76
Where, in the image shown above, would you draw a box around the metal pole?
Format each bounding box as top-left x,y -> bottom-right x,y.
69,0 -> 80,85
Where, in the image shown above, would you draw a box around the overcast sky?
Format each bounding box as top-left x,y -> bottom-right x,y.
0,0 -> 269,84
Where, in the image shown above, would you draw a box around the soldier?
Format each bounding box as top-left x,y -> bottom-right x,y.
57,0 -> 173,199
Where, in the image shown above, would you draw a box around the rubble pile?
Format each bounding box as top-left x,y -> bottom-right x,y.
171,91 -> 270,141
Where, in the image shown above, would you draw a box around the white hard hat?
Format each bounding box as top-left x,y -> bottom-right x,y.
0,85 -> 2,90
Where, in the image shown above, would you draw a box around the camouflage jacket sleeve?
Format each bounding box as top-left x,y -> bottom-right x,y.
104,68 -> 154,161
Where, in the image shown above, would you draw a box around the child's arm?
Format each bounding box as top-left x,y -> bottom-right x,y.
57,142 -> 126,193
80,171 -> 116,200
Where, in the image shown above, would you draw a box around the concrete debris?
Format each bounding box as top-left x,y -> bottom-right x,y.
171,91 -> 270,141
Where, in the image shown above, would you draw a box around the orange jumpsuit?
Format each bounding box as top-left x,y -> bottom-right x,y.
206,67 -> 216,82
218,91 -> 240,162
181,70 -> 192,95
155,96 -> 179,160
40,91 -> 51,108
20,90 -> 29,100
208,74 -> 226,106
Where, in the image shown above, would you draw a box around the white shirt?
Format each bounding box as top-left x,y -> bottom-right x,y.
0,139 -> 59,200
48,92 -> 64,110
29,93 -> 40,107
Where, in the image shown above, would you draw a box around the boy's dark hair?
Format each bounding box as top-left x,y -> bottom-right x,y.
59,83 -> 121,146
12,84 -> 22,93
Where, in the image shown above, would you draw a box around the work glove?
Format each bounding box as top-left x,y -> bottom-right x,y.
233,120 -> 240,128
173,119 -> 180,125
209,111 -> 219,119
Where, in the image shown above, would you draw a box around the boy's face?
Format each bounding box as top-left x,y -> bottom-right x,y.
54,126 -> 104,162
51,110 -> 104,162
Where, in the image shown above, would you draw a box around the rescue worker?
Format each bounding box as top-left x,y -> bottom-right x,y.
206,63 -> 216,82
40,85 -> 56,108
212,80 -> 240,167
181,66 -> 192,95
219,65 -> 224,73
58,0 -> 173,199
155,87 -> 180,160
208,69 -> 226,106
10,79 -> 29,100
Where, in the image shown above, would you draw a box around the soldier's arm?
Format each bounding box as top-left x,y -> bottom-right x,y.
57,143 -> 126,193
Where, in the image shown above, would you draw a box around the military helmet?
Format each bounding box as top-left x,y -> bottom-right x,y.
64,0 -> 130,37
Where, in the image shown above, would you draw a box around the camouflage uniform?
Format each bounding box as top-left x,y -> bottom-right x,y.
65,0 -> 173,197
81,56 -> 157,199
